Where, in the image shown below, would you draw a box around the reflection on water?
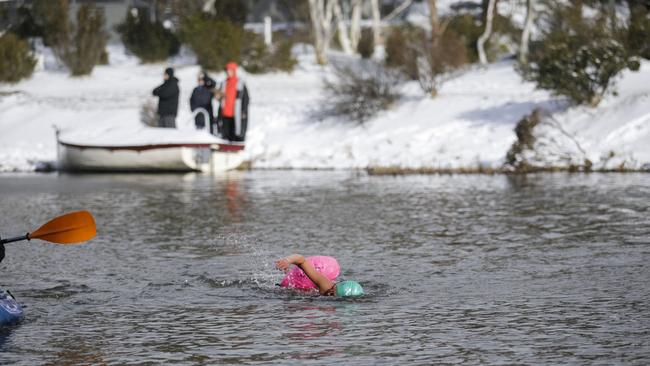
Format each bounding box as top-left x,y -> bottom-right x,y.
43,336 -> 107,366
284,304 -> 341,341
0,172 -> 649,365
225,178 -> 243,223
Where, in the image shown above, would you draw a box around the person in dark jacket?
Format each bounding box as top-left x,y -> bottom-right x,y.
152,67 -> 180,128
189,71 -> 216,132
216,62 -> 249,141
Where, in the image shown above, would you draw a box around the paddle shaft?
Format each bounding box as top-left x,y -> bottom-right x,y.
0,234 -> 29,245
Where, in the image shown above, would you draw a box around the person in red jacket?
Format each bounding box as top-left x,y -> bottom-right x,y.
216,62 -> 249,141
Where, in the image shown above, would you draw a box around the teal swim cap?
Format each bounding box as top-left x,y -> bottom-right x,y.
335,280 -> 364,297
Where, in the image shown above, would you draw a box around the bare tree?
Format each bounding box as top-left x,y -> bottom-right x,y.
312,0 -> 415,62
519,0 -> 535,64
383,0 -> 414,22
349,0 -> 363,51
370,0 -> 381,50
427,0 -> 440,34
477,0 -> 497,66
333,0 -> 354,54
308,0 -> 336,64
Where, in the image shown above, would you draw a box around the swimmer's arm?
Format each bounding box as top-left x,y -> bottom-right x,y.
276,254 -> 334,295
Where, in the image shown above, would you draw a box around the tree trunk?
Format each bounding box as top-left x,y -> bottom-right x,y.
371,0 -> 381,51
518,0 -> 534,64
427,0 -> 440,35
477,0 -> 496,66
333,0 -> 354,55
350,0 -> 362,51
308,0 -> 335,64
383,0 -> 413,22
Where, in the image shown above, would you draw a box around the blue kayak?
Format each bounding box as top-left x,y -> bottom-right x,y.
0,289 -> 23,326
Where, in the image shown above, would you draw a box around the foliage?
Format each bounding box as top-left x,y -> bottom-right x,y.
240,32 -> 298,73
140,98 -> 158,127
31,0 -> 107,76
117,9 -> 180,63
212,0 -> 248,24
505,109 -> 542,168
357,28 -> 374,59
54,4 -> 108,76
323,60 -> 403,124
626,3 -> 650,59
31,0 -> 69,47
385,25 -> 423,80
416,29 -> 469,96
6,6 -> 44,39
446,13 -> 484,62
240,31 -> 269,73
521,3 -> 637,106
180,13 -> 243,71
99,49 -> 109,65
385,24 -> 468,96
0,33 -> 37,83
447,12 -> 520,63
265,35 -> 298,72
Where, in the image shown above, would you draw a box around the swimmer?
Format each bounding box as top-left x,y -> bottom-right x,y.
275,254 -> 364,297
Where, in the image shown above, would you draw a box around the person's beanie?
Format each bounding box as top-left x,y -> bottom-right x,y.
165,67 -> 174,78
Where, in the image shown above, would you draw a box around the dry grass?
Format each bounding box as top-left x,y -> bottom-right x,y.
365,165 -> 648,176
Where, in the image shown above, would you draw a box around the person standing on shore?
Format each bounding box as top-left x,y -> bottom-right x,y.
153,67 -> 180,128
216,62 -> 249,141
190,71 -> 216,132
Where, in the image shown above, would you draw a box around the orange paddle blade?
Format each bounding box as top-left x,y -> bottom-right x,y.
28,211 -> 96,244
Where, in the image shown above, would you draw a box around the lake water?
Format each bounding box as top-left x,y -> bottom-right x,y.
0,172 -> 649,365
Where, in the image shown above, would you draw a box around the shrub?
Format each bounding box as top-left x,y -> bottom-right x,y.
385,26 -> 422,80
31,0 -> 69,47
140,98 -> 158,127
240,31 -> 269,73
212,0 -> 248,25
99,49 -> 109,65
45,0 -> 107,76
265,35 -> 298,72
357,28 -> 374,59
242,34 -> 298,74
446,13 -> 483,62
117,9 -> 180,63
386,24 -> 468,96
7,6 -> 44,39
180,13 -> 243,71
416,29 -> 468,96
626,3 -> 650,59
0,33 -> 37,83
323,60 -> 403,124
505,108 -> 542,168
447,12 -> 520,63
521,4 -> 636,106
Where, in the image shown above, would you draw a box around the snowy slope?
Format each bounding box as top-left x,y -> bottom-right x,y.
522,66 -> 650,170
246,58 -> 555,170
0,44 -> 649,172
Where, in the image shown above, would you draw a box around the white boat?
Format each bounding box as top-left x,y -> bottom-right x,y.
56,123 -> 246,172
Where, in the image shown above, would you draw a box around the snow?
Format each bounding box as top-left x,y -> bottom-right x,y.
526,66 -> 650,170
1,43 -> 649,173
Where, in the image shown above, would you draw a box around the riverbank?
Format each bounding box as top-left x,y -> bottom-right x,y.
1,44 -> 649,173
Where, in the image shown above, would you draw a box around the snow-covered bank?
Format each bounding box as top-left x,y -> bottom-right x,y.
1,45 -> 649,173
519,66 -> 650,171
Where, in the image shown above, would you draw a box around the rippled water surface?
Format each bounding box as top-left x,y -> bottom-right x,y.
0,172 -> 649,365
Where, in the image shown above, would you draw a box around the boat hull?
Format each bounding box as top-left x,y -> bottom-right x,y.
57,141 -> 245,172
